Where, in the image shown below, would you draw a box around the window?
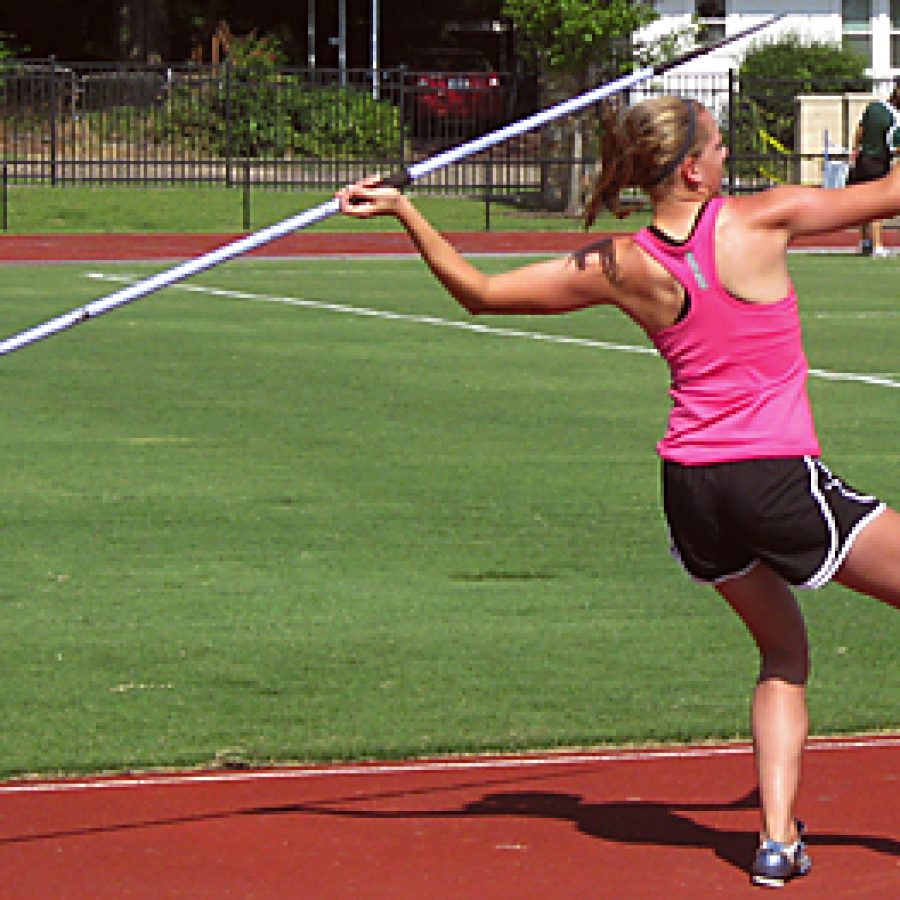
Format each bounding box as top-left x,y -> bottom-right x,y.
842,0 -> 872,63
697,1 -> 726,43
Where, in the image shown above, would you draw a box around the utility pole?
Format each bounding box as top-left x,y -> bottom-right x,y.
338,0 -> 347,85
371,0 -> 379,98
307,0 -> 316,68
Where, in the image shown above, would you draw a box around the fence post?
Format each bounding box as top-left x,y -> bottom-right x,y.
484,152 -> 493,232
398,66 -> 407,171
243,158 -> 251,230
225,60 -> 233,187
727,68 -> 736,195
49,55 -> 58,186
2,160 -> 8,231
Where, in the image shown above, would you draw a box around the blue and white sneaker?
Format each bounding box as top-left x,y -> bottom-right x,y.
751,822 -> 812,888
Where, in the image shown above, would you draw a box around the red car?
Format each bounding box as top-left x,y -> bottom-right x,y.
409,48 -> 504,126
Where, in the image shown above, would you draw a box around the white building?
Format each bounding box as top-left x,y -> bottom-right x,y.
640,1 -> 898,86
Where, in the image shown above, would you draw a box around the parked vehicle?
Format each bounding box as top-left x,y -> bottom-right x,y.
408,48 -> 504,130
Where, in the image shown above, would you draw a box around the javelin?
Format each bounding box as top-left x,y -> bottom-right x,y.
0,14 -> 783,358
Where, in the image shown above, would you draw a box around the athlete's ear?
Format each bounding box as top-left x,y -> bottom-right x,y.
681,154 -> 703,190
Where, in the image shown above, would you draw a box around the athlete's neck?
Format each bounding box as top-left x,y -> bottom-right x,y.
652,187 -> 721,242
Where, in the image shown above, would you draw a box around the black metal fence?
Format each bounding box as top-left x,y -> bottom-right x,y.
0,58 -> 875,198
0,59 -> 535,190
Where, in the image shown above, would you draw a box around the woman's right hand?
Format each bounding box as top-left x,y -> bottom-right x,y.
336,176 -> 404,219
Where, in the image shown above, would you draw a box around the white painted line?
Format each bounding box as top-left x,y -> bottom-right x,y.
84,274 -> 900,390
808,367 -> 900,389
1,736 -> 897,796
84,273 -> 657,358
811,311 -> 899,319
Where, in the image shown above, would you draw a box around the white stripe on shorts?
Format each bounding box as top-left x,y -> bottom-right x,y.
801,456 -> 886,589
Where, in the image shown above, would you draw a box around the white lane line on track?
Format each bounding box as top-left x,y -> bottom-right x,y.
2,736 -> 898,795
85,273 -> 900,390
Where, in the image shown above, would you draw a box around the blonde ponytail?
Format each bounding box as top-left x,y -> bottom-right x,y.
585,97 -> 704,228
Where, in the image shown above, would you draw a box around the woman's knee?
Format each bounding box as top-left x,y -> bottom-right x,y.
716,564 -> 810,683
753,607 -> 810,685
758,644 -> 809,686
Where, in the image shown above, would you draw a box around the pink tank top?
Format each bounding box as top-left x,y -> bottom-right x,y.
632,197 -> 820,465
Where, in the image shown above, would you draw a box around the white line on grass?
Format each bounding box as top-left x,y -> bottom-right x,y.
84,274 -> 900,390
811,311 -> 900,319
84,273 -> 656,358
1,736 -> 898,795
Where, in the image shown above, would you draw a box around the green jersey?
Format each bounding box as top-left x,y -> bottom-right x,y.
858,100 -> 900,161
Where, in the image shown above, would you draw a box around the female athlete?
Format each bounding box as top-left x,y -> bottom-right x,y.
337,96 -> 900,888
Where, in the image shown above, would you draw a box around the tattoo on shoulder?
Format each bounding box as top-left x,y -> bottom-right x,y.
571,238 -> 622,285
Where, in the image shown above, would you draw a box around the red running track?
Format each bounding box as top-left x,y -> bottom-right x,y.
0,231 -> 593,261
0,227 -> 891,263
0,738 -> 898,898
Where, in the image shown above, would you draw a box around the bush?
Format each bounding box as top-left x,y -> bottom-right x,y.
737,34 -> 868,152
740,33 -> 868,92
89,32 -> 404,161
213,33 -> 402,159
286,84 -> 402,159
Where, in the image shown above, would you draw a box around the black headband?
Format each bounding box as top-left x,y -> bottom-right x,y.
647,99 -> 697,188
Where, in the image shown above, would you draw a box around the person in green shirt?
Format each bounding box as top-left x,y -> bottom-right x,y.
848,82 -> 900,257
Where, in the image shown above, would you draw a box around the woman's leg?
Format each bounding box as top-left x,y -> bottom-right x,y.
860,222 -> 873,254
871,219 -> 884,252
715,564 -> 809,845
834,507 -> 900,608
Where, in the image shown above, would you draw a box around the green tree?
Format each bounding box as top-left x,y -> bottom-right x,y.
501,0 -> 660,212
502,0 -> 659,77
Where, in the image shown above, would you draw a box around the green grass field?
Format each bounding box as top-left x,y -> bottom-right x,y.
1,183 -> 650,234
0,251 -> 897,779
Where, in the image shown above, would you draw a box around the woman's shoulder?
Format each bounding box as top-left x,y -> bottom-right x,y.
717,186 -> 811,228
567,232 -> 674,299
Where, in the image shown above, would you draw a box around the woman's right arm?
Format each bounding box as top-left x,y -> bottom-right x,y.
337,178 -> 617,316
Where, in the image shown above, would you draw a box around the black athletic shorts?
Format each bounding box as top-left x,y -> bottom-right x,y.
847,153 -> 890,185
662,456 -> 885,588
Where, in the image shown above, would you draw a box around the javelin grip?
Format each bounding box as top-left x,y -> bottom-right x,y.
380,169 -> 413,189
348,168 -> 412,204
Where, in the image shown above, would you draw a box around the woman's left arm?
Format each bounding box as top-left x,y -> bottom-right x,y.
744,164 -> 900,238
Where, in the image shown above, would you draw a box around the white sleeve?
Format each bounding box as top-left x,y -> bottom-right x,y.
882,101 -> 900,151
